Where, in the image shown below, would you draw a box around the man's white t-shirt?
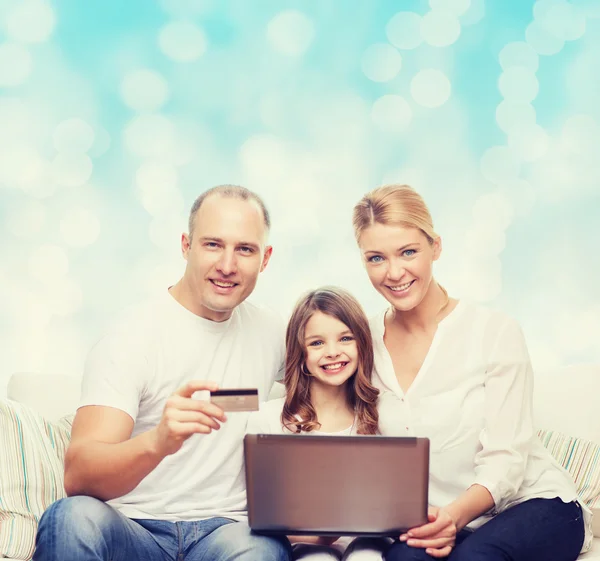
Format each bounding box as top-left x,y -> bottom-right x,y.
79,289 -> 284,522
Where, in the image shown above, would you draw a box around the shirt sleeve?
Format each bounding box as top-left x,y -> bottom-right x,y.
79,323 -> 150,421
472,316 -> 535,511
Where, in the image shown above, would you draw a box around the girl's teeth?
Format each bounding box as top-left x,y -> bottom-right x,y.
323,363 -> 345,370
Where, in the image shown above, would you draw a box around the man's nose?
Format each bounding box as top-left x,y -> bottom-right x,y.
216,250 -> 237,275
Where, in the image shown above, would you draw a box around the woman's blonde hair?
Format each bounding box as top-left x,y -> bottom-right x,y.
352,184 -> 438,244
282,286 -> 379,435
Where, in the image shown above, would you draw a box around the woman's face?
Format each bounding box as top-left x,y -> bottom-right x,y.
358,223 -> 440,312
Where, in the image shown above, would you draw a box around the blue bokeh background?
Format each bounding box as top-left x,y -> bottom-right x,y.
1,0 -> 599,395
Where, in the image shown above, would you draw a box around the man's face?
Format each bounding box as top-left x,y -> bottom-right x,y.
182,195 -> 272,321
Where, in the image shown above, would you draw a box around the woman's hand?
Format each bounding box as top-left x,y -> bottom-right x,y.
399,506 -> 457,558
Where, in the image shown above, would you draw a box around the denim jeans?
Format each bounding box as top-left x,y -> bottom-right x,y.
385,498 -> 585,561
33,496 -> 292,561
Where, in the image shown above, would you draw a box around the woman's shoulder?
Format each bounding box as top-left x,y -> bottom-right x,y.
368,308 -> 387,337
452,301 -> 529,360
451,299 -> 521,330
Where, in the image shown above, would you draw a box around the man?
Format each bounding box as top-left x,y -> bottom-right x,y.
34,185 -> 292,561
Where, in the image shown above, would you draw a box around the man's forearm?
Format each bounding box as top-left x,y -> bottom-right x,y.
64,429 -> 164,501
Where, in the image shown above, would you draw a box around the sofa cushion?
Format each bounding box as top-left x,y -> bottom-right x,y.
0,400 -> 72,560
538,430 -> 600,509
533,365 -> 600,445
538,429 -> 600,540
7,373 -> 80,422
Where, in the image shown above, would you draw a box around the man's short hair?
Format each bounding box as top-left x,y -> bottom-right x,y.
188,184 -> 271,240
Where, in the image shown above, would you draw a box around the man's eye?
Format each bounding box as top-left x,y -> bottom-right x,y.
239,246 -> 254,254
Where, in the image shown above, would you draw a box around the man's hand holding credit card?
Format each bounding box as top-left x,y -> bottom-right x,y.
210,388 -> 259,412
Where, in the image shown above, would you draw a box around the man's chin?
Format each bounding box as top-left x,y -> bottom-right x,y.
204,294 -> 244,314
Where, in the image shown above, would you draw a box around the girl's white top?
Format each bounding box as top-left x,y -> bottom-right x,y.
247,397 -> 356,436
371,300 -> 592,552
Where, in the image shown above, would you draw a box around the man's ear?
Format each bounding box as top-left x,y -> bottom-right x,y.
181,233 -> 191,260
260,245 -> 273,272
432,236 -> 442,261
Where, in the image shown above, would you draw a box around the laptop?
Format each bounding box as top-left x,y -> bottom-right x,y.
244,434 -> 429,537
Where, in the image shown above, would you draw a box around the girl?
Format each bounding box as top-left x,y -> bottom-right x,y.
247,286 -> 391,561
352,184 -> 591,560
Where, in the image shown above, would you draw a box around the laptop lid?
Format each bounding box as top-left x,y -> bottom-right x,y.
244,434 -> 429,537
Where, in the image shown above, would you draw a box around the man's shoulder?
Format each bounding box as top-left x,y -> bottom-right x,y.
236,300 -> 285,332
97,294 -> 168,346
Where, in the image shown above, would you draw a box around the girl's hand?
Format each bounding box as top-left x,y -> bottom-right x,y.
399,506 -> 457,558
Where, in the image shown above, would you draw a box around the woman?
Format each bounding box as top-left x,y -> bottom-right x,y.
247,286 -> 391,560
352,184 -> 591,560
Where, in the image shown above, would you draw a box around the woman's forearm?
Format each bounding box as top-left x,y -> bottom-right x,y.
444,484 -> 495,531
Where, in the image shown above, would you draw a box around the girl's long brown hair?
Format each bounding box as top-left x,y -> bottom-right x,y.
282,286 -> 379,435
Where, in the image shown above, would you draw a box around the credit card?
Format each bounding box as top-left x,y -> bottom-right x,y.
210,388 -> 259,412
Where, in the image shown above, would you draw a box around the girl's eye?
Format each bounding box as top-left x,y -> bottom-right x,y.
367,255 -> 383,263
308,340 -> 323,347
341,336 -> 354,342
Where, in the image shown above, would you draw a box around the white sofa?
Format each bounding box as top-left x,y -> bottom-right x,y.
2,367 -> 599,560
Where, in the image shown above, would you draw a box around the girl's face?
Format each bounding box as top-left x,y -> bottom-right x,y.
303,311 -> 359,388
358,223 -> 440,312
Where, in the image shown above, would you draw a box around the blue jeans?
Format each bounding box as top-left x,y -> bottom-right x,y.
385,498 -> 585,561
33,496 -> 292,561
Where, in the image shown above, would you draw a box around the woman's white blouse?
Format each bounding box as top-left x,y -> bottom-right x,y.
371,300 -> 592,549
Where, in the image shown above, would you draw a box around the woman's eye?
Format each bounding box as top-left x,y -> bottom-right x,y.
367,255 -> 383,263
403,249 -> 416,257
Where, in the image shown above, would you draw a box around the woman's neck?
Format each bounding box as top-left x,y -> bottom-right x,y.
389,281 -> 453,333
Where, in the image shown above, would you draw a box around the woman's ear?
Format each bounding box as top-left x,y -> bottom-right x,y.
432,236 -> 442,261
